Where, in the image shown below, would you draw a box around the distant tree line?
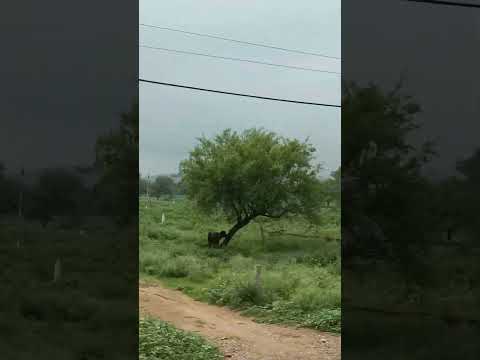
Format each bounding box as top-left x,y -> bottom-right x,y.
342,80 -> 480,260
0,166 -> 98,226
139,174 -> 186,199
0,100 -> 139,227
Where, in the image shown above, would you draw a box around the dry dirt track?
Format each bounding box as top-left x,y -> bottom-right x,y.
140,283 -> 341,360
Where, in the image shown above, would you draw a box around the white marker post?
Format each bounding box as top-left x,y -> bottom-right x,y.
161,213 -> 165,224
53,258 -> 62,283
255,265 -> 262,293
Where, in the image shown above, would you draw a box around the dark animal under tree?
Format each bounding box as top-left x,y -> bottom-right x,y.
208,231 -> 226,248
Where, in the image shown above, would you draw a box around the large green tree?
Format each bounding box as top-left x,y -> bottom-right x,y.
180,128 -> 323,246
342,81 -> 436,256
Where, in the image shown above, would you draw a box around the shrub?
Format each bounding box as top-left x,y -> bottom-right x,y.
229,255 -> 255,272
19,291 -> 99,322
261,271 -> 300,300
160,256 -> 195,278
291,286 -> 340,311
207,273 -> 265,307
302,309 -> 341,332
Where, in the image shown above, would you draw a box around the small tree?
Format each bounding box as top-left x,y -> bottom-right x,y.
0,163 -> 23,215
139,175 -> 148,196
150,176 -> 176,198
95,101 -> 138,224
27,168 -> 86,226
321,167 -> 341,207
180,128 -> 323,246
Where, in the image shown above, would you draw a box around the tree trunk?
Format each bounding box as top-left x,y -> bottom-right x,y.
222,216 -> 253,247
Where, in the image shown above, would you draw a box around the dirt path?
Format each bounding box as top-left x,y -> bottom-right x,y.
140,283 -> 341,360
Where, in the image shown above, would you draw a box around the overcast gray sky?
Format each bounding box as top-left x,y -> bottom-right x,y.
139,0 -> 341,177
344,0 -> 480,179
1,1 -> 136,175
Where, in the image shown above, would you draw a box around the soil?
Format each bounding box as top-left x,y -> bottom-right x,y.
140,283 -> 341,360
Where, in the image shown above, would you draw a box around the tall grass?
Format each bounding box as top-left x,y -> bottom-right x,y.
139,318 -> 222,360
139,198 -> 341,332
0,221 -> 137,359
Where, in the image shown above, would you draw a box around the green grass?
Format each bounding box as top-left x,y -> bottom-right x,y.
0,220 -> 137,360
139,198 -> 341,333
139,318 -> 222,360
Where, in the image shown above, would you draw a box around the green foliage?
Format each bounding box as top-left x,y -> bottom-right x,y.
139,174 -> 185,198
141,254 -> 209,280
245,303 -> 341,333
95,101 -> 138,224
139,176 -> 148,196
342,81 -> 432,171
320,167 -> 341,207
150,176 -> 176,198
26,168 -> 86,222
139,198 -> 341,332
457,148 -> 480,182
139,318 -> 222,360
342,82 -> 438,252
0,165 -> 23,214
454,149 -> 480,234
180,128 -> 324,243
0,221 -> 137,359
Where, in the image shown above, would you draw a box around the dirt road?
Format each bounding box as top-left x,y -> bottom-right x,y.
140,283 -> 341,360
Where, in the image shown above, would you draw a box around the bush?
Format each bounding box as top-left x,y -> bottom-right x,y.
302,309 -> 341,332
140,252 -> 211,281
229,255 -> 255,271
207,273 -> 265,307
19,290 -> 99,322
139,252 -> 169,276
261,271 -> 300,300
291,286 -> 340,311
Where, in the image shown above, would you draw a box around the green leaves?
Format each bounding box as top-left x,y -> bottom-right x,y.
139,318 -> 222,360
180,128 -> 323,234
95,101 -> 138,224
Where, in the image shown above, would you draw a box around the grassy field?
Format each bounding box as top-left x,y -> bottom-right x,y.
139,317 -> 222,360
0,218 -> 137,360
342,246 -> 480,359
139,197 -> 341,333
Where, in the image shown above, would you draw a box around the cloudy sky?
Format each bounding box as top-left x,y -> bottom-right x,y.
139,0 -> 341,177
344,0 -> 480,179
1,1 -> 137,175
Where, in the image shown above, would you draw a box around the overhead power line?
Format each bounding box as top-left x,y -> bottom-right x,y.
139,79 -> 341,108
140,45 -> 340,75
140,23 -> 341,60
405,0 -> 480,8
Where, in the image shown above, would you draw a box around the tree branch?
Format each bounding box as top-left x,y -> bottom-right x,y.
261,209 -> 289,219
231,201 -> 241,221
